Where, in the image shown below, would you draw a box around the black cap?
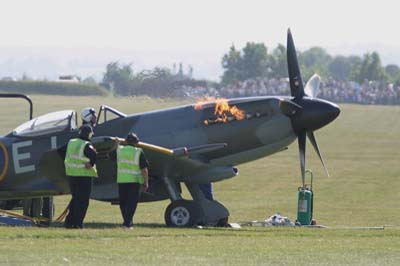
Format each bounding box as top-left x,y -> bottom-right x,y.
126,132 -> 139,143
79,125 -> 93,140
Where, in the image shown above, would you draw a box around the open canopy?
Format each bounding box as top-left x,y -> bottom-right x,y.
10,105 -> 126,137
13,110 -> 77,137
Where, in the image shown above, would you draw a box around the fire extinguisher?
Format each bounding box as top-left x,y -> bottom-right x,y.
297,170 -> 314,225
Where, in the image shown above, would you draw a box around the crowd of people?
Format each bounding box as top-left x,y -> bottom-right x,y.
174,78 -> 400,105
318,79 -> 400,105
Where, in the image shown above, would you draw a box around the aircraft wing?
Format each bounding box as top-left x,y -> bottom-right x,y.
39,136 -> 233,189
92,137 -> 232,183
38,149 -> 70,192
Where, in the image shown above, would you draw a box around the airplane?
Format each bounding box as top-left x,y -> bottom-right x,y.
0,29 -> 340,227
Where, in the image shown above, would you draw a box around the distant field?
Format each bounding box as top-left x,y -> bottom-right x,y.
1,95 -> 400,265
0,80 -> 107,97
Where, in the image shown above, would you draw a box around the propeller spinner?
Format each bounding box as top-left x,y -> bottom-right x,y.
284,29 -> 340,186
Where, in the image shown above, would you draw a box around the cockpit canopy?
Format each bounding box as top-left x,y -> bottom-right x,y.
13,110 -> 77,137
10,105 -> 126,138
96,105 -> 126,124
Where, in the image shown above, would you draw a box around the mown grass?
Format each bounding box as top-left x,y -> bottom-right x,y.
0,227 -> 399,266
1,95 -> 400,265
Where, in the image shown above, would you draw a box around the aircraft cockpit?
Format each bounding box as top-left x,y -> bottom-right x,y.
96,105 -> 126,125
9,105 -> 127,138
12,110 -> 77,137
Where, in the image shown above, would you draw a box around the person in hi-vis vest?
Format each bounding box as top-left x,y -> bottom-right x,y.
64,125 -> 97,229
115,132 -> 149,229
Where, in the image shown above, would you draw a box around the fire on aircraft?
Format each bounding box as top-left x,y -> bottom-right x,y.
194,97 -> 246,125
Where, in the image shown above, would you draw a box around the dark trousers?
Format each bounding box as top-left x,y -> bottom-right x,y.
65,176 -> 93,228
200,183 -> 214,201
118,183 -> 141,227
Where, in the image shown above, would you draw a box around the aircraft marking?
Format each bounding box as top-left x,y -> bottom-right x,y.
0,142 -> 9,182
12,141 -> 35,174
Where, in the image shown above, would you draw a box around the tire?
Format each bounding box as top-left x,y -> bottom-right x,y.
164,200 -> 204,227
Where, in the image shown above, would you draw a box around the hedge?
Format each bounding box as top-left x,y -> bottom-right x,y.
0,81 -> 108,96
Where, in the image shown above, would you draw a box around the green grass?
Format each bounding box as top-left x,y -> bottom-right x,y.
1,227 -> 399,266
1,96 -> 400,265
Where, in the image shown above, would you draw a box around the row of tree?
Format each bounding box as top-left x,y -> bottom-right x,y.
101,43 -> 400,97
101,62 -> 212,97
221,43 -> 400,85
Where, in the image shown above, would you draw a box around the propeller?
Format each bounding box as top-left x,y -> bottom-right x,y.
283,28 -> 340,186
304,74 -> 321,98
287,29 -> 305,99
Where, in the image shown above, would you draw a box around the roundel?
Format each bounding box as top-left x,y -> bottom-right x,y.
0,142 -> 9,183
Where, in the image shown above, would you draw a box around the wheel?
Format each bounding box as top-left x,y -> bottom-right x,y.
164,200 -> 204,227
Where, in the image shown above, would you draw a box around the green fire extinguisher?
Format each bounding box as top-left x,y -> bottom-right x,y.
297,170 -> 314,225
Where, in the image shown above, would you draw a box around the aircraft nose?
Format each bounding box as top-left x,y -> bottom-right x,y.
292,98 -> 340,132
325,101 -> 340,124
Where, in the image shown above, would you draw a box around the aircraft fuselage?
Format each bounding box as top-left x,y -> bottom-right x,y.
0,96 -> 308,200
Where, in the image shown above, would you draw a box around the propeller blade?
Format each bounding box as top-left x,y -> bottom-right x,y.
298,130 -> 306,187
278,99 -> 303,117
307,131 -> 330,177
304,74 -> 321,98
287,28 -> 305,99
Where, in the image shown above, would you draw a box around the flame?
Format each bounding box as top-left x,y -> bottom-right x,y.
194,97 -> 245,124
214,98 -> 245,122
194,96 -> 215,110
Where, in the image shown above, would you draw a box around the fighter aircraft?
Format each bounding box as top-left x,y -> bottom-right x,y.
0,29 -> 340,227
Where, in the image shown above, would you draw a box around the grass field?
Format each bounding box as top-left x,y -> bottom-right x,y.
1,95 -> 400,265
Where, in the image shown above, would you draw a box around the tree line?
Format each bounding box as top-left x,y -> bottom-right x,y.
100,43 -> 400,97
101,62 -> 215,97
221,42 -> 399,85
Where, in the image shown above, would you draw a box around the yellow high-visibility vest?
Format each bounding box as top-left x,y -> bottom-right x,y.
64,138 -> 97,177
117,145 -> 144,184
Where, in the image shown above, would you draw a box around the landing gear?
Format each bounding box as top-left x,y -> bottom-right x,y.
23,197 -> 55,226
0,200 -> 22,210
41,197 -> 55,226
161,176 -> 230,227
164,200 -> 204,227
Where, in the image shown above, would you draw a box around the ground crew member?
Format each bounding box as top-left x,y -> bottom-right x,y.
115,133 -> 149,229
200,183 -> 214,201
64,125 -> 97,229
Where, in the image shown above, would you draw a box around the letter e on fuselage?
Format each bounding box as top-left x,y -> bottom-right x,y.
12,141 -> 35,174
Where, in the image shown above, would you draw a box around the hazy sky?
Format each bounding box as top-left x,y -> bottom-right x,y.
0,0 -> 399,80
